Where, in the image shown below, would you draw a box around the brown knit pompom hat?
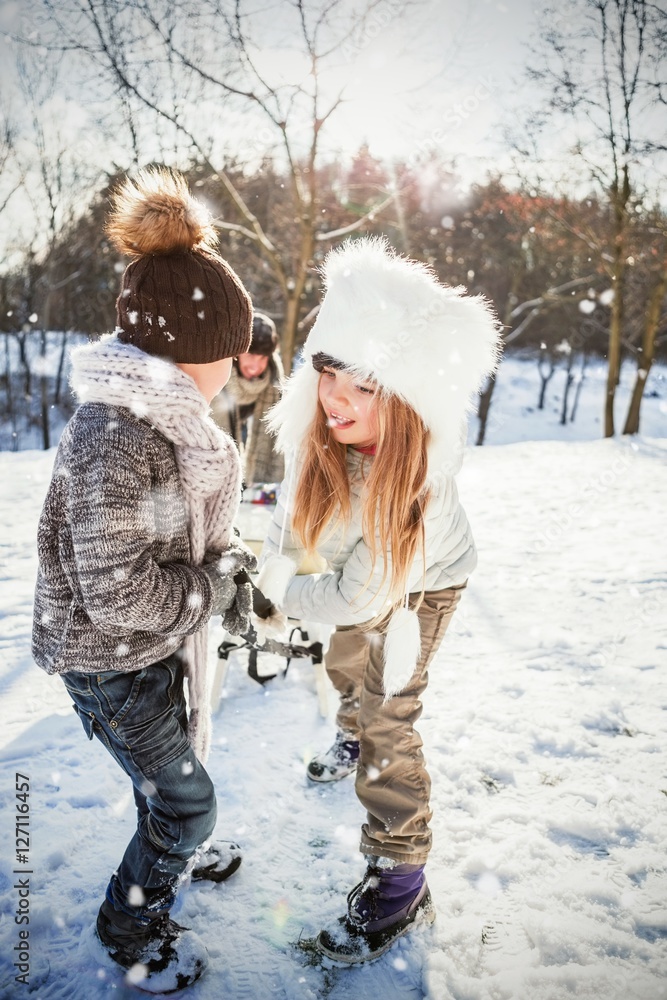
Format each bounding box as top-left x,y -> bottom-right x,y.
106,168 -> 253,363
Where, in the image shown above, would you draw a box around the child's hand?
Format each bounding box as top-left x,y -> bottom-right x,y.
202,564 -> 238,616
220,573 -> 253,636
246,577 -> 288,642
208,539 -> 257,577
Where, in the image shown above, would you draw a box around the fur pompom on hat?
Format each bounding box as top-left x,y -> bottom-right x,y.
267,235 -> 503,483
107,167 -> 253,364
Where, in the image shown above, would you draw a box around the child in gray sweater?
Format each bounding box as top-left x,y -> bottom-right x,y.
32,168 -> 264,993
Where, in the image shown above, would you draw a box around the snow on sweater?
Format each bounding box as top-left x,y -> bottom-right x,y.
32,403 -> 218,676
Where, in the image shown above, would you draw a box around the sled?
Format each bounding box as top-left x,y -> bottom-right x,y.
210,488 -> 330,718
210,623 -> 329,718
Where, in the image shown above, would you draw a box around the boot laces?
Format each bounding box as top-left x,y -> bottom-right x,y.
346,867 -> 384,925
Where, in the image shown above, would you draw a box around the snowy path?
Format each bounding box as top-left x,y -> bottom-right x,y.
0,437 -> 666,1000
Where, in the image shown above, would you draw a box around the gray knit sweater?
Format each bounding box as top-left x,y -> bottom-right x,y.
32,403 -> 217,675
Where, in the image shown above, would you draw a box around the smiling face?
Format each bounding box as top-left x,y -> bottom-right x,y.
237,352 -> 269,380
317,364 -> 379,449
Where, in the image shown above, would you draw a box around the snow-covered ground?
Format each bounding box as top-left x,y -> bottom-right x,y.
0,359 -> 666,1000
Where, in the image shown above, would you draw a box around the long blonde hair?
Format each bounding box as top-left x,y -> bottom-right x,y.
290,386 -> 432,627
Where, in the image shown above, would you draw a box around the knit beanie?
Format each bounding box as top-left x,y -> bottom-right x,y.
106,168 -> 253,364
248,312 -> 279,357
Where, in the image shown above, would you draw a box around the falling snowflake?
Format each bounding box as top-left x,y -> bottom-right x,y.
192,287 -> 205,301
128,885 -> 146,906
131,400 -> 149,419
128,311 -> 139,325
182,760 -> 194,776
115,642 -> 130,657
126,963 -> 149,985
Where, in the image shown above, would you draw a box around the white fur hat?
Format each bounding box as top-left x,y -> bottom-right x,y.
260,236 -> 502,699
266,235 -> 502,483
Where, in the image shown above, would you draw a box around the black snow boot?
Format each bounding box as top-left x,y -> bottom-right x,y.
191,840 -> 242,883
96,898 -> 208,993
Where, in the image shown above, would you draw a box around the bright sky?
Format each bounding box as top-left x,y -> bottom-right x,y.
320,0 -> 539,165
0,0 -> 662,261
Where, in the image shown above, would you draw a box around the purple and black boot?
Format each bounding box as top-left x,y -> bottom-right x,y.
315,859 -> 435,963
307,730 -> 360,782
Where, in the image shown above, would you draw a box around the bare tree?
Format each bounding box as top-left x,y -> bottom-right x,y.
537,348 -> 556,410
25,0 -> 417,368
0,108 -> 24,218
622,250 -> 667,434
524,0 -> 667,436
14,49 -> 104,447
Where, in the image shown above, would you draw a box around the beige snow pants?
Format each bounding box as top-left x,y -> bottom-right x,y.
324,583 -> 466,865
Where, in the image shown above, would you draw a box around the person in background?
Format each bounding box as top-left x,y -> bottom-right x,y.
211,311 -> 285,488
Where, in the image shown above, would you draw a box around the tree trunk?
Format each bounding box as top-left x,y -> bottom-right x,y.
622,255 -> 667,435
282,291 -> 301,374
604,170 -> 630,437
560,352 -> 574,425
4,333 -> 19,449
476,372 -> 497,445
538,356 -> 555,409
476,273 -> 520,445
17,333 -> 31,397
569,351 -> 589,423
55,330 -> 68,404
4,333 -> 12,415
40,329 -> 50,450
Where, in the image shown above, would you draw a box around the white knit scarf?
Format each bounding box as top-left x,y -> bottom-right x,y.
70,334 -> 242,763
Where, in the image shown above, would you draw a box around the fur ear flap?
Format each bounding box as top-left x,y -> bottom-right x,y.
256,553 -> 298,606
382,607 -> 421,701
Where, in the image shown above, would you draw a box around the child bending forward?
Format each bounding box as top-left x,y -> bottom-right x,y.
257,236 -> 501,963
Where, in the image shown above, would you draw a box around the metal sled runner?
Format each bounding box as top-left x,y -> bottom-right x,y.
210,623 -> 330,718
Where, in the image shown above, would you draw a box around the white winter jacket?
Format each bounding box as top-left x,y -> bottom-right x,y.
260,446 -> 475,626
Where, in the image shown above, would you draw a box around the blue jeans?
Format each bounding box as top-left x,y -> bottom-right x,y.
61,655 -> 217,923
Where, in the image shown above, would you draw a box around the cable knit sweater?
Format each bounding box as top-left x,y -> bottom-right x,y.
32,402 -> 219,676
